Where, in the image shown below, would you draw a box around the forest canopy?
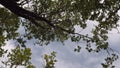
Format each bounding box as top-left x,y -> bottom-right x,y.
0,0 -> 120,68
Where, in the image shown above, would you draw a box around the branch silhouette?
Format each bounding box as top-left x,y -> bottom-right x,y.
0,0 -> 54,27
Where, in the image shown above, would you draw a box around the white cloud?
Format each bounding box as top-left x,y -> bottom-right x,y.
1,20 -> 120,68
28,24 -> 120,68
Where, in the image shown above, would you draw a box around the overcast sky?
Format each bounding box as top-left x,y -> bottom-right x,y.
0,1 -> 120,68
28,21 -> 120,68
2,20 -> 120,68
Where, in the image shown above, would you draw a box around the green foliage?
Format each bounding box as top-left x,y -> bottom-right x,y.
44,51 -> 57,68
0,8 -> 19,40
74,46 -> 81,52
101,54 -> 119,68
26,64 -> 36,68
0,0 -> 120,68
2,45 -> 34,68
0,7 -> 19,58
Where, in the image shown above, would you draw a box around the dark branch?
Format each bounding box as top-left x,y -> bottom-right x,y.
0,0 -> 54,27
0,0 -> 94,40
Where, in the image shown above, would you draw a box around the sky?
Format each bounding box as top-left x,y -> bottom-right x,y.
29,21 -> 120,68
0,1 -> 120,68
2,20 -> 120,68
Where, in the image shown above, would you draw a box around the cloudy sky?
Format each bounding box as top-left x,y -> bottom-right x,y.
29,21 -> 120,68
2,20 -> 120,68
0,1 -> 120,68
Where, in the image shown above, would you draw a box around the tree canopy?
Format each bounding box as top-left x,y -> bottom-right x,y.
0,0 -> 120,68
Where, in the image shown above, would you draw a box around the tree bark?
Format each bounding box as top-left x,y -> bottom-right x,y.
0,0 -> 54,27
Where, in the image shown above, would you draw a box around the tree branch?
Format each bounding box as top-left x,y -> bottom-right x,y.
0,0 -> 93,40
0,0 -> 54,27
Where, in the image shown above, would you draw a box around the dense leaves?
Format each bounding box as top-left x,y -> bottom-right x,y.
0,8 -> 19,57
0,0 -> 120,68
2,45 -> 34,68
44,51 -> 57,68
